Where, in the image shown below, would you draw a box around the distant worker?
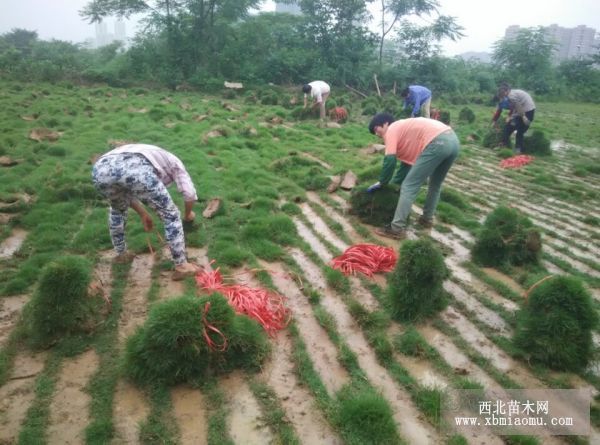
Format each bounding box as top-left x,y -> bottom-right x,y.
92,143 -> 200,280
367,113 -> 459,240
303,80 -> 330,120
400,85 -> 432,118
491,84 -> 536,154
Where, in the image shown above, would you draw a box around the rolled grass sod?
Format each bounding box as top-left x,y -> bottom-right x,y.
388,238 -> 449,322
124,293 -> 270,386
514,275 -> 598,371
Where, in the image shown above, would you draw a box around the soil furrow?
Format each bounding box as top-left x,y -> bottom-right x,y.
0,294 -> 28,348
289,247 -> 439,445
112,380 -> 151,445
170,385 -> 208,445
117,254 -> 155,343
0,352 -> 47,444
449,172 -> 600,237
293,217 -> 332,263
443,281 -> 509,334
264,261 -> 350,395
0,228 -> 27,259
112,253 -> 155,445
220,371 -> 274,445
305,192 -> 363,243
48,349 -> 99,445
445,177 -> 600,270
259,329 -> 343,445
300,202 -> 348,252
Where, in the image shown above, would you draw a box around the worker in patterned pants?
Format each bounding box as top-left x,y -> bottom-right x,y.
92,144 -> 199,280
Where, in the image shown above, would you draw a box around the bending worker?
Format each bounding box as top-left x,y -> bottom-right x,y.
400,85 -> 432,118
492,84 -> 536,154
92,143 -> 200,280
367,113 -> 459,240
302,80 -> 330,120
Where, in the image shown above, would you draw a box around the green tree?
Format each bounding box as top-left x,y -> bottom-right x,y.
296,0 -> 377,84
492,27 -> 556,93
81,0 -> 262,87
218,13 -> 316,84
374,0 -> 463,65
557,58 -> 600,103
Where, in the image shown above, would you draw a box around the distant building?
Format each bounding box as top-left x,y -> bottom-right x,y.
275,2 -> 301,15
94,19 -> 127,48
504,24 -> 599,63
114,19 -> 126,42
94,21 -> 108,47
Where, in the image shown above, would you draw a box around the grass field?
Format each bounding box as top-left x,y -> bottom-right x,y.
0,80 -> 599,444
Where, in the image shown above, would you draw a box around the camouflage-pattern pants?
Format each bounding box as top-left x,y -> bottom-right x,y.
92,153 -> 187,265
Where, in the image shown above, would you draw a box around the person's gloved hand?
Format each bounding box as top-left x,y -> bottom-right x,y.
366,182 -> 382,193
522,116 -> 530,126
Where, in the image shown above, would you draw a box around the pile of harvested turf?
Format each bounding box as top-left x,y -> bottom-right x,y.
472,206 -> 542,267
388,238 -> 449,322
514,275 -> 598,371
27,255 -> 107,348
348,186 -> 399,227
124,293 -> 270,385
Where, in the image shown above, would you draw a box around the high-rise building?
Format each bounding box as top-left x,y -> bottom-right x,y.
275,2 -> 301,15
94,19 -> 127,48
95,21 -> 108,47
504,24 -> 598,62
114,19 -> 126,42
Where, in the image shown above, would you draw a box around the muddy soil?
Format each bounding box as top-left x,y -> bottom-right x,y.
0,228 -> 27,259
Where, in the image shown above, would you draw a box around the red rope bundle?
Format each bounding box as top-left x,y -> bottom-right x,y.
196,267 -> 290,336
331,243 -> 397,277
500,154 -> 534,169
201,302 -> 228,352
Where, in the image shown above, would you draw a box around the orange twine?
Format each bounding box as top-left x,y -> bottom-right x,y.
201,302 -> 228,352
524,275 -> 554,300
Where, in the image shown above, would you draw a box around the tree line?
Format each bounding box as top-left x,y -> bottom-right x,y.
1,0 -> 598,102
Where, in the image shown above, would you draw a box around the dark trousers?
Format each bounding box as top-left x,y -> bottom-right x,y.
502,109 -> 535,152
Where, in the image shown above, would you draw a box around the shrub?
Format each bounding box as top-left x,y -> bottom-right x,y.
471,206 -> 542,267
458,107 -> 476,123
524,130 -> 551,156
124,293 -> 270,385
28,256 -> 104,348
514,276 -> 598,371
388,238 -> 449,322
348,186 -> 399,227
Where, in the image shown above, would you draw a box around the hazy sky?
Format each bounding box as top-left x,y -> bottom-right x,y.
1,0 -> 599,55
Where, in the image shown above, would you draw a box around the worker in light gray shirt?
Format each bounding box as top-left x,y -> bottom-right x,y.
492,84 -> 536,154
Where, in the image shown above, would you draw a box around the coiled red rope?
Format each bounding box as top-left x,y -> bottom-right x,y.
500,154 -> 534,169
201,301 -> 228,352
196,266 -> 290,337
331,243 -> 397,277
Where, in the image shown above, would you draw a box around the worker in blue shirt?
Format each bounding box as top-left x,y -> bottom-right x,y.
401,85 -> 432,118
